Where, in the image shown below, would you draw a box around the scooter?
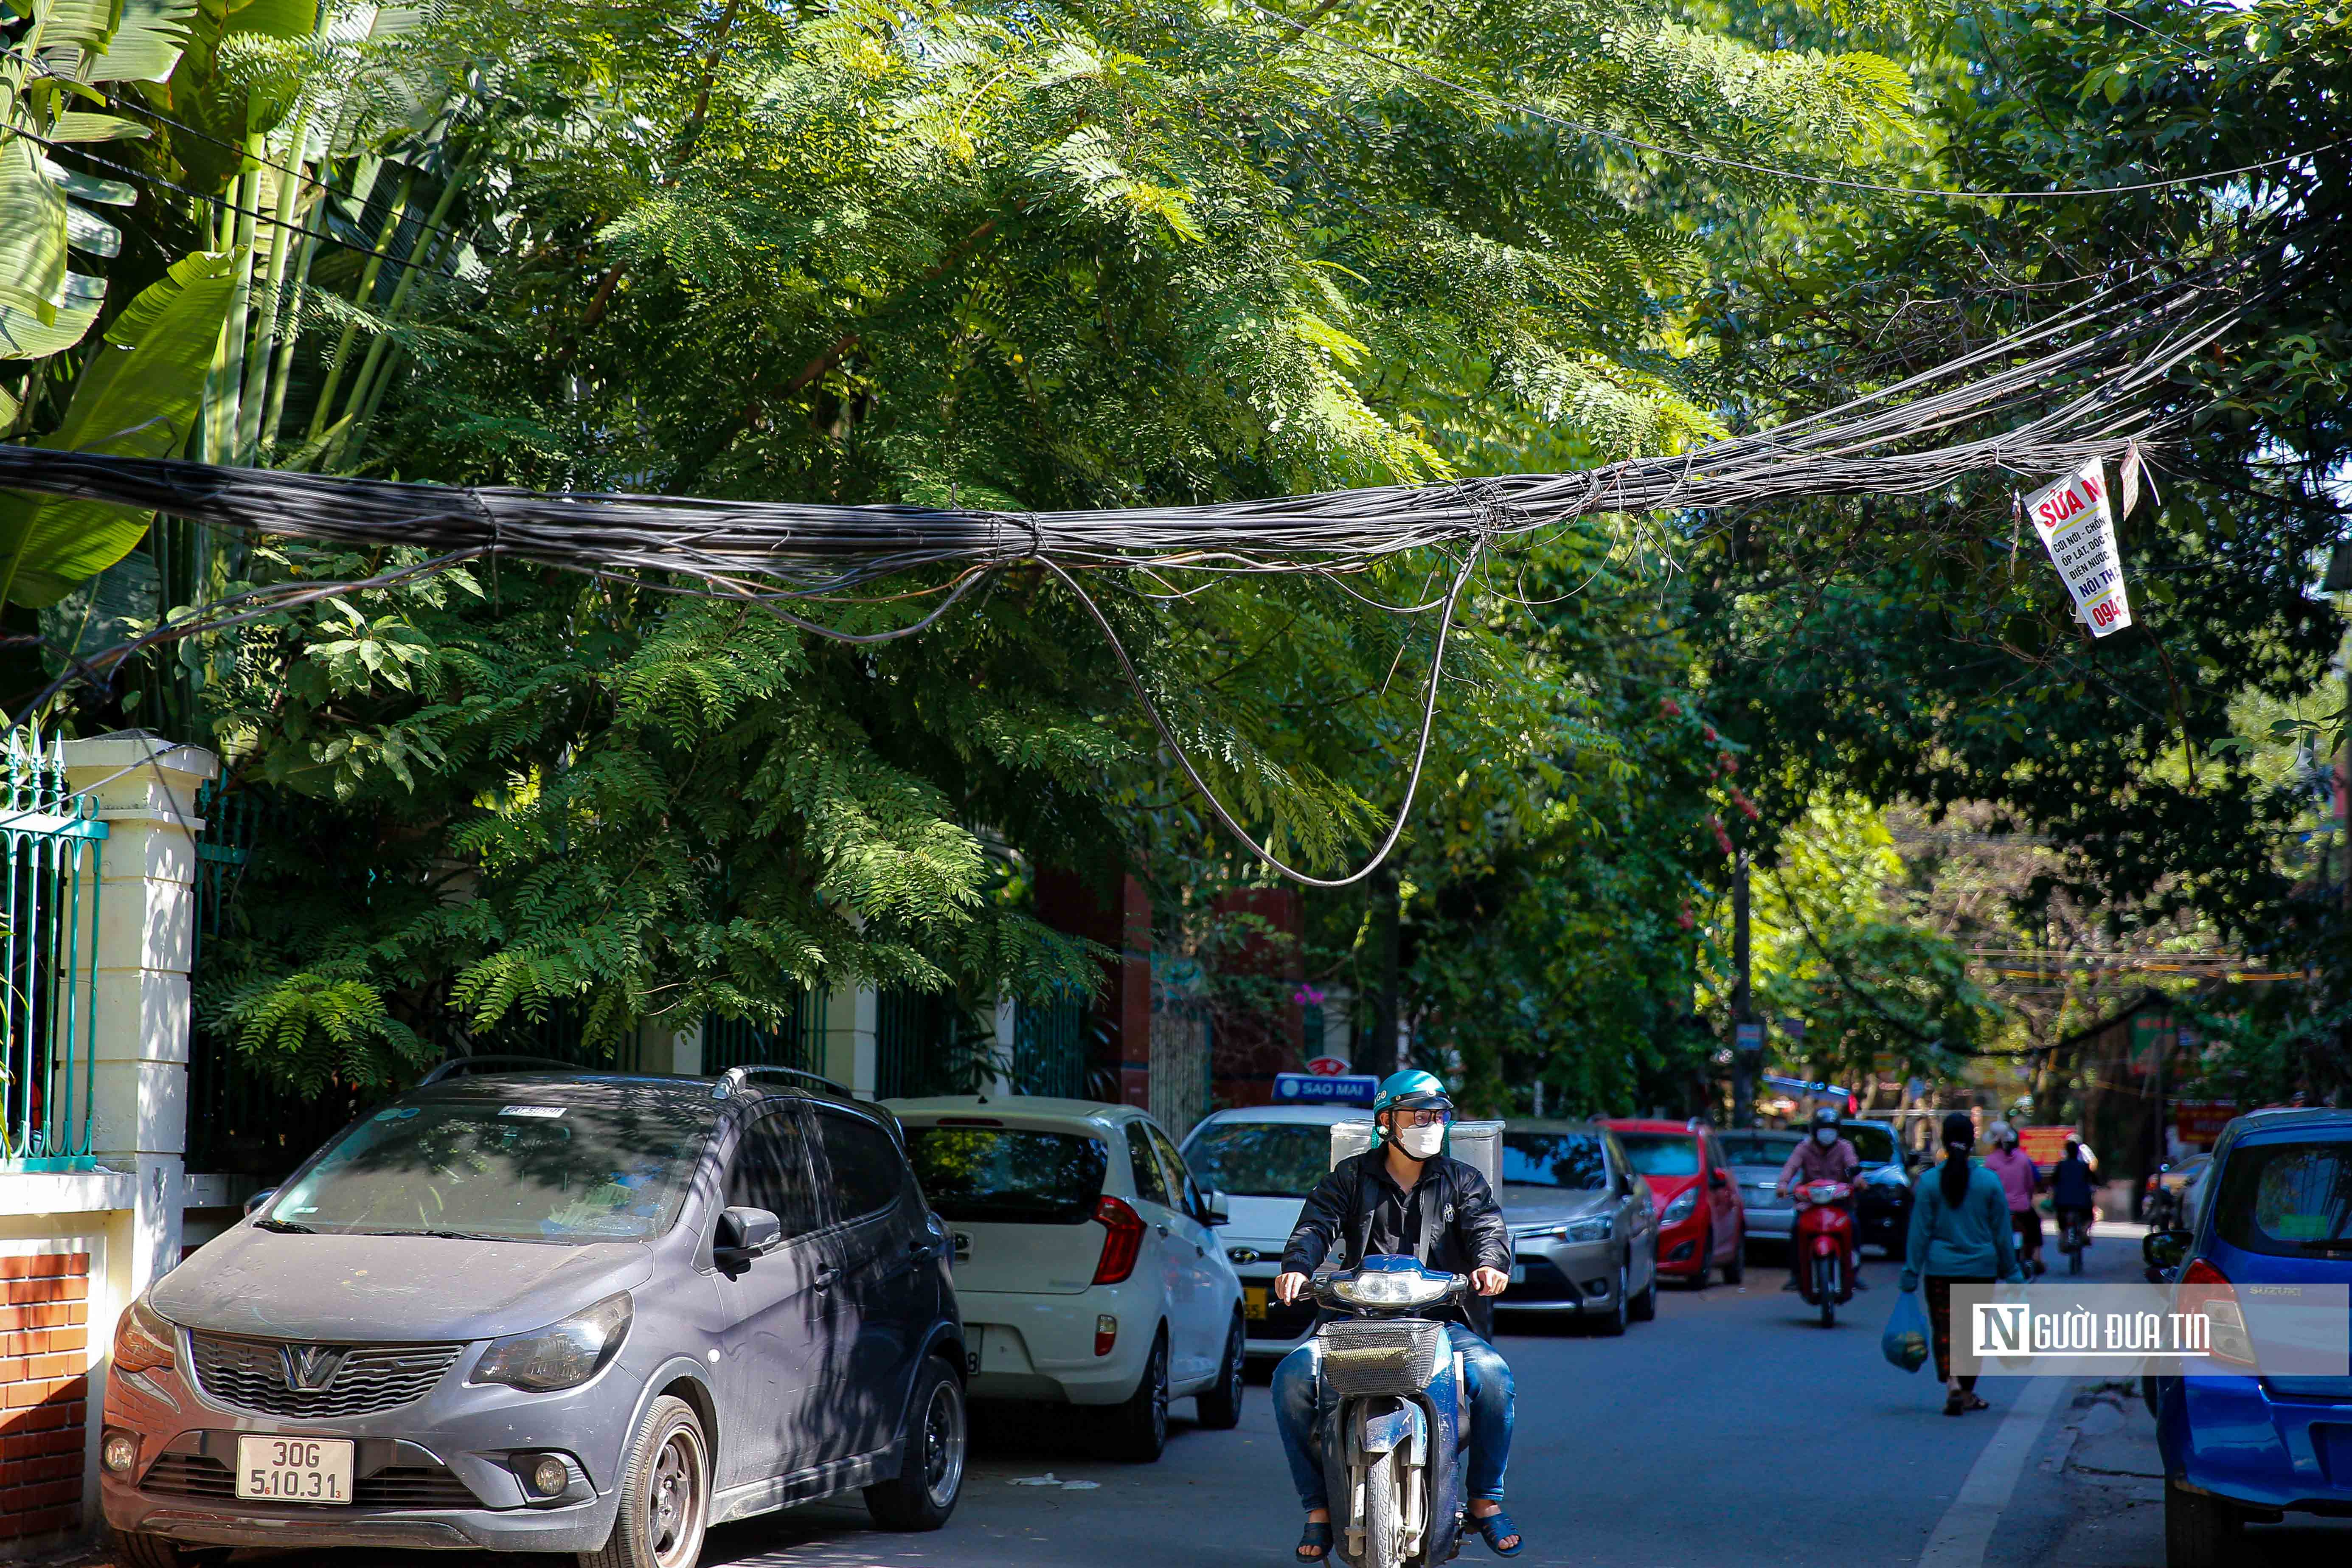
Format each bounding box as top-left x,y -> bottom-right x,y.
1309,1256 -> 1473,1568
1790,1179 -> 1856,1327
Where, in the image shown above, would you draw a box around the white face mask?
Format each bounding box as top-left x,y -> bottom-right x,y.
1814,1127 -> 1837,1146
1396,1122 -> 1446,1160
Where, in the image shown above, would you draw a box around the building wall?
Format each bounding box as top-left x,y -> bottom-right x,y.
0,1253 -> 91,1552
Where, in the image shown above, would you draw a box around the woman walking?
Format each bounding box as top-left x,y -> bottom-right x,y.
1902,1113 -> 2026,1415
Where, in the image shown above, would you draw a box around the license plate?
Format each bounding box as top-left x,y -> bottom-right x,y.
236,1436 -> 353,1504
1243,1286 -> 1269,1320
1509,1263 -> 1528,1285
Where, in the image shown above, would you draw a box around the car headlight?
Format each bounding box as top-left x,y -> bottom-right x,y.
1511,1223 -> 1565,1243
471,1293 -> 633,1392
1660,1189 -> 1699,1225
113,1297 -> 177,1376
1330,1271 -> 1449,1309
1565,1216 -> 1613,1242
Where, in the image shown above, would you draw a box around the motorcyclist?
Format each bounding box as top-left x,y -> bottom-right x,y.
1271,1070 -> 1520,1562
1984,1121 -> 2046,1276
2051,1137 -> 2096,1251
1777,1105 -> 1866,1292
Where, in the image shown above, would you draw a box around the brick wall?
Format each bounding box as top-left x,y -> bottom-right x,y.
0,1256 -> 90,1546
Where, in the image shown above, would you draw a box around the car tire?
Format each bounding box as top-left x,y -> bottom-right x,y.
111,1532 -> 228,1568
1106,1327 -> 1170,1462
1721,1232 -> 1744,1286
1195,1316 -> 1246,1430
1690,1226 -> 1712,1289
865,1356 -> 967,1531
1629,1265 -> 1658,1322
580,1395 -> 708,1568
1591,1263 -> 1628,1336
2164,1479 -> 2241,1568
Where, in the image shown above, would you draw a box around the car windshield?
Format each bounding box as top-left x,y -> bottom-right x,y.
1501,1132 -> 1607,1190
1845,1126 -> 1898,1165
1615,1132 -> 1700,1176
267,1093 -> 714,1243
905,1126 -> 1109,1223
1183,1121 -> 1333,1198
2213,1139 -> 2352,1257
1717,1134 -> 1799,1167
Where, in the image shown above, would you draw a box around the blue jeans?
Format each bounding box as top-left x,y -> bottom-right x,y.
1273,1327 -> 1513,1511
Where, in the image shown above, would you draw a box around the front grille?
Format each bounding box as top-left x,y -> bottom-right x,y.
1508,1258 -> 1579,1301
1317,1318 -> 1444,1396
141,1453 -> 477,1509
143,1454 -> 236,1499
189,1333 -> 463,1419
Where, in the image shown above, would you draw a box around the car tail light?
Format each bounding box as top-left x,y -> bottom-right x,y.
1095,1314 -> 1118,1357
2176,1257 -> 2256,1366
1092,1197 -> 1147,1284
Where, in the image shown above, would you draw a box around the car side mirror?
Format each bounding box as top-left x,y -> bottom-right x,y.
1709,1169 -> 1729,1190
2142,1228 -> 2192,1273
715,1206 -> 784,1268
243,1188 -> 278,1217
1203,1191 -> 1231,1226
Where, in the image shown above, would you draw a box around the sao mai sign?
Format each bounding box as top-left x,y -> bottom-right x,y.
2025,459 -> 2133,637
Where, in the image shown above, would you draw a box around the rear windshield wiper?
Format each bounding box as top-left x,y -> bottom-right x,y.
251,1217 -> 313,1234
2284,1238 -> 2352,1255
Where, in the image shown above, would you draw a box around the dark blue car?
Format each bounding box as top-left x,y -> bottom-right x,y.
2147,1107 -> 2352,1568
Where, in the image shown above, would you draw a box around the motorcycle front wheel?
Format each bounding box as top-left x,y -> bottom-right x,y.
1360,1447 -> 1402,1568
1814,1256 -> 1837,1327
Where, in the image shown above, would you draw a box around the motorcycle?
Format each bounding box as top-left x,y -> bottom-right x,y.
1790,1179 -> 1856,1327
2057,1208 -> 2089,1275
1308,1256 -> 1475,1568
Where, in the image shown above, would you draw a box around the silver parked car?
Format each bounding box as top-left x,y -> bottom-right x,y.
1179,1104 -> 1368,1363
100,1063 -> 968,1568
1719,1130 -> 1803,1251
1495,1122 -> 1659,1334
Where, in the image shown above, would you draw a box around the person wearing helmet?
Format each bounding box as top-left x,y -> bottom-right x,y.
1983,1121 -> 2046,1276
1270,1070 -> 1519,1561
1776,1105 -> 1866,1293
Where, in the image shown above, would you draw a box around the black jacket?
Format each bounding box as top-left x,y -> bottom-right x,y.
1282,1149 -> 1512,1299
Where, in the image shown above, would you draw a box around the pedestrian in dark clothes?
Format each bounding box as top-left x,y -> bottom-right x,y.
1901,1111 -> 2026,1415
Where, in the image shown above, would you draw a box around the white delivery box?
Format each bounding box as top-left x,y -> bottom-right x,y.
1330,1118 -> 1502,1192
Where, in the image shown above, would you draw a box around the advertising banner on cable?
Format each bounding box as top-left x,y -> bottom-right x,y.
2025,459 -> 2133,637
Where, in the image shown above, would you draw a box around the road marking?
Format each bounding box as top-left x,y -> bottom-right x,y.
1915,1376 -> 2068,1568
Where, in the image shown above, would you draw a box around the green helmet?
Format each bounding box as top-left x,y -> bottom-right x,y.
1372,1069 -> 1454,1119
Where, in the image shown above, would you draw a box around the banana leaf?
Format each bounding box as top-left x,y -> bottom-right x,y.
0,250 -> 244,607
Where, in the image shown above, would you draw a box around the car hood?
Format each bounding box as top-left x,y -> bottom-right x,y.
153,1226 -> 656,1342
1216,1194 -> 1309,1254
1500,1188 -> 1612,1229
1641,1174 -> 1700,1203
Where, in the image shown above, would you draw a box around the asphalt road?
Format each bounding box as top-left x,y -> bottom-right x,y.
121,1224 -> 2352,1568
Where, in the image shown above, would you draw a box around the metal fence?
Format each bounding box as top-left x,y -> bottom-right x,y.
703,989 -> 826,1074
1013,994 -> 1087,1098
0,728 -> 104,1169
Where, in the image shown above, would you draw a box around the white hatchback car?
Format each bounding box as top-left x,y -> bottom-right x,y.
888,1097 -> 1245,1461
1177,1104 -> 1366,1363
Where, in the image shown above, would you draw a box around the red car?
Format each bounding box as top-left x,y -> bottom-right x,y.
1600,1119 -> 1746,1286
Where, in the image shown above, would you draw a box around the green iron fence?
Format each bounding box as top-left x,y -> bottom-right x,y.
703,989 -> 826,1075
0,728 -> 104,1169
1012,993 -> 1087,1099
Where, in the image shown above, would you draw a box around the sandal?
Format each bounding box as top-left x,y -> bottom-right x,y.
1963,1391 -> 1990,1411
1295,1521 -> 1333,1562
1943,1388 -> 1967,1416
1474,1509 -> 1525,1557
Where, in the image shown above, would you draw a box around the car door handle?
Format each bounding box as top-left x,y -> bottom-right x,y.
813,1267 -> 840,1292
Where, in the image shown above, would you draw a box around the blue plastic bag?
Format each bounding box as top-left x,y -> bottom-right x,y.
1883,1288 -> 1930,1374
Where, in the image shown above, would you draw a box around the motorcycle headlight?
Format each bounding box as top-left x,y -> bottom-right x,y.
471,1293 -> 633,1392
113,1296 -> 177,1376
1660,1189 -> 1699,1226
1565,1216 -> 1613,1242
1330,1271 -> 1449,1309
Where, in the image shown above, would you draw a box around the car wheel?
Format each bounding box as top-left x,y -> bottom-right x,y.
2164,1479 -> 2241,1568
1689,1226 -> 1712,1289
1721,1231 -> 1744,1285
1591,1263 -> 1628,1336
1629,1262 -> 1658,1322
865,1356 -> 967,1531
1195,1316 -> 1246,1429
1106,1328 -> 1170,1462
111,1533 -> 228,1568
581,1395 -> 708,1568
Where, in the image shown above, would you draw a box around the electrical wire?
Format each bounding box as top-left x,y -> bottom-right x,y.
1239,0 -> 2345,203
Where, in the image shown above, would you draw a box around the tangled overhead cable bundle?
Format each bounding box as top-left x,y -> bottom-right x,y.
0,270 -> 2236,885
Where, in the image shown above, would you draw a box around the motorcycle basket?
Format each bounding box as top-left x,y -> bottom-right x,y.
1316,1318 -> 1446,1397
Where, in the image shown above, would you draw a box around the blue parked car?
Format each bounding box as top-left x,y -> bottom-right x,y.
2145,1107 -> 2352,1568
